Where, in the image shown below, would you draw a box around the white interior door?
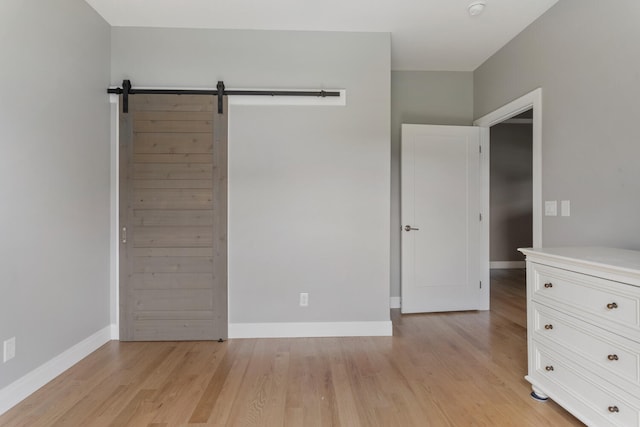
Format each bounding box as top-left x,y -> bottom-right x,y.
401,124 -> 487,313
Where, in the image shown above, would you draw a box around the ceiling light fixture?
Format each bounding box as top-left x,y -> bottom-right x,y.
468,1 -> 486,16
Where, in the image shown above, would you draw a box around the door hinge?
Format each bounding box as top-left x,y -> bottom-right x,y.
479,213 -> 482,221
479,145 -> 482,154
480,281 -> 482,289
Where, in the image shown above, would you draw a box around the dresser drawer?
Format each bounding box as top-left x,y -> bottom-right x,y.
531,263 -> 640,332
532,344 -> 640,427
532,303 -> 640,390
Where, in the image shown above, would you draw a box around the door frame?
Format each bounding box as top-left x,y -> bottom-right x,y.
474,88 -> 543,253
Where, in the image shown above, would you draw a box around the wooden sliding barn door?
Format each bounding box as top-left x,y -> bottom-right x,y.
119,94 -> 228,341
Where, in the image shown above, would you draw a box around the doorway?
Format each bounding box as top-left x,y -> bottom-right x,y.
475,88 -> 542,244
474,88 -> 543,307
489,109 -> 533,270
487,110 -> 533,319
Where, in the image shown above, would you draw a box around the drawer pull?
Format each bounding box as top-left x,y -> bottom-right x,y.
606,302 -> 618,310
608,406 -> 620,413
545,365 -> 554,371
544,282 -> 553,289
544,324 -> 553,330
607,354 -> 619,361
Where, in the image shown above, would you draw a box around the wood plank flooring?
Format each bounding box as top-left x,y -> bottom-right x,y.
0,270 -> 584,426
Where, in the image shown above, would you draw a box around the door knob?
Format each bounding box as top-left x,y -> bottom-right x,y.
404,225 -> 420,232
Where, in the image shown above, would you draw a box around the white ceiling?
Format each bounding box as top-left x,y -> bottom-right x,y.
85,0 -> 558,71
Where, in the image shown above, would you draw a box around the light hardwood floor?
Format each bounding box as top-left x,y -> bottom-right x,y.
0,270 -> 584,426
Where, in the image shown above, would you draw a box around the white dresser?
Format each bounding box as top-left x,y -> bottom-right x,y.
519,247 -> 640,427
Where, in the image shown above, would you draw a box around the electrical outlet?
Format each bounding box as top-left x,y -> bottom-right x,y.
3,337 -> 16,363
544,200 -> 557,216
299,293 -> 309,307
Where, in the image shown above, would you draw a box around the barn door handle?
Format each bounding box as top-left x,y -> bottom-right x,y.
121,227 -> 127,244
404,225 -> 420,232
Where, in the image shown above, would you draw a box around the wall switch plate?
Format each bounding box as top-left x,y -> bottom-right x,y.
561,200 -> 570,217
3,337 -> 16,362
545,201 -> 557,216
299,293 -> 309,307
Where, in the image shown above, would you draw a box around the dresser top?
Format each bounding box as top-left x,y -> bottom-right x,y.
519,247 -> 640,275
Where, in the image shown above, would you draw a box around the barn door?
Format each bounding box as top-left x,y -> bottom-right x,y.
119,94 -> 227,341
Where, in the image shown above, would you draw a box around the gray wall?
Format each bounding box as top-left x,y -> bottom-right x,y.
390,71 -> 474,297
112,28 -> 391,323
475,0 -> 640,249
490,124 -> 533,262
0,0 -> 111,389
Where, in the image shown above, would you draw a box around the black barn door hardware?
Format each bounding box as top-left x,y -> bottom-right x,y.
107,80 -> 340,114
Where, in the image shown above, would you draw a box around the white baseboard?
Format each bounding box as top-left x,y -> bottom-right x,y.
0,325 -> 113,416
229,321 -> 393,338
490,261 -> 526,269
390,297 -> 401,309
